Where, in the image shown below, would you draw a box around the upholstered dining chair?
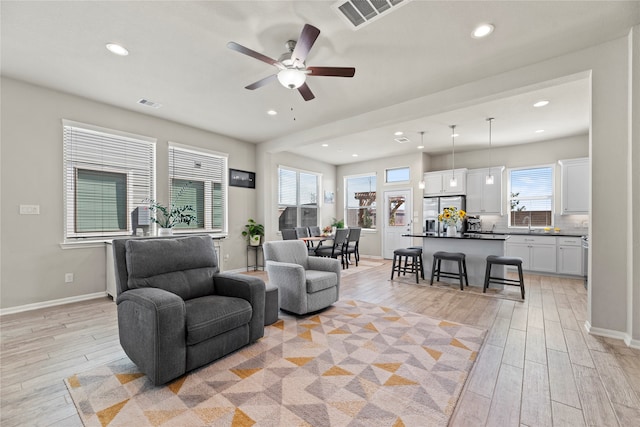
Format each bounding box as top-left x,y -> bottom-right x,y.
345,227 -> 361,266
281,228 -> 297,240
314,227 -> 350,268
263,240 -> 341,315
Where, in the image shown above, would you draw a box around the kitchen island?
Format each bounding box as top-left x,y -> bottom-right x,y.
403,233 -> 510,287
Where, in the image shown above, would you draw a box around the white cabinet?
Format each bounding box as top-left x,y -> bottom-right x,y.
557,237 -> 583,275
466,166 -> 504,215
423,169 -> 467,196
506,235 -> 557,273
559,158 -> 589,214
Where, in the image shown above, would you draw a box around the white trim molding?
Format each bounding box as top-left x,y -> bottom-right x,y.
584,321 -> 639,349
0,292 -> 109,316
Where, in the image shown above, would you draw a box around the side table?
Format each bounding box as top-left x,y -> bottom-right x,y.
246,244 -> 264,271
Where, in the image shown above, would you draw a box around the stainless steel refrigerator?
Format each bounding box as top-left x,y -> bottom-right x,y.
423,195 -> 466,234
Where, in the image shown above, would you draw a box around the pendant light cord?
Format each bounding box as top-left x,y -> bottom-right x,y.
450,125 -> 456,179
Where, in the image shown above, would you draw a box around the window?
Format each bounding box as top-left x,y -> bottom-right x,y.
385,167 -> 410,183
508,165 -> 554,228
345,173 -> 377,229
168,143 -> 227,233
277,167 -> 319,231
63,121 -> 155,239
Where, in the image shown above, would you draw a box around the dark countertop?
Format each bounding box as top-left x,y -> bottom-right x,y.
403,233 -> 509,241
469,231 -> 586,238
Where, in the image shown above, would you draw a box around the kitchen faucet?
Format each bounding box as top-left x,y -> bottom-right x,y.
523,216 -> 531,232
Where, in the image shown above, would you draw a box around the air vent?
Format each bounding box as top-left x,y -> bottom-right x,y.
137,98 -> 162,109
333,0 -> 411,30
394,136 -> 411,144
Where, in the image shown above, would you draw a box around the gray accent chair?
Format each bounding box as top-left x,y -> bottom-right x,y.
263,240 -> 341,315
112,235 -> 265,385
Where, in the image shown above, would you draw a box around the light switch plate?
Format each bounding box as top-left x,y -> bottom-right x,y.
20,205 -> 40,215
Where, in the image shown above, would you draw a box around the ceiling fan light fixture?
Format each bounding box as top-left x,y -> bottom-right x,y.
277,68 -> 306,89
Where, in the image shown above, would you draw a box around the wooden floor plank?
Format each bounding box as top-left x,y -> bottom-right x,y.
485,364 -> 523,427
573,364 -> 619,425
551,401 -> 586,426
521,360 -> 552,427
547,349 -> 582,409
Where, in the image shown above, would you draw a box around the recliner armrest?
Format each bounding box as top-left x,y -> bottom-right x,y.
116,287 -> 186,385
214,273 -> 265,342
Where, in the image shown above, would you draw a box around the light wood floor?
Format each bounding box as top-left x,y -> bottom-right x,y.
1,258 -> 639,426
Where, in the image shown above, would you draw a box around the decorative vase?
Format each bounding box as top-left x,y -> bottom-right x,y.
157,227 -> 173,237
446,225 -> 457,237
249,235 -> 261,246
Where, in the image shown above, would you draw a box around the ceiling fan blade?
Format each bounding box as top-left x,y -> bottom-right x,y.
291,24 -> 320,65
307,66 -> 356,77
298,83 -> 315,101
245,74 -> 278,90
227,41 -> 279,67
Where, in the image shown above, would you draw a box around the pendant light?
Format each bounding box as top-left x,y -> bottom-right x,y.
486,118 -> 495,185
449,125 -> 457,187
418,131 -> 426,189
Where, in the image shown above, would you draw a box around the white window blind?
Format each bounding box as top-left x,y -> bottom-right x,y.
277,167 -> 319,231
63,121 -> 156,239
508,165 -> 554,227
168,144 -> 227,233
345,174 -> 377,229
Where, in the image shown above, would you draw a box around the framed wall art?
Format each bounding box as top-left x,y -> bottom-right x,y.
229,169 -> 256,188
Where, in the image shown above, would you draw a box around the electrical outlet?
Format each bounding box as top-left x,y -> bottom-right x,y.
65,273 -> 74,283
20,204 -> 40,215
224,254 -> 230,261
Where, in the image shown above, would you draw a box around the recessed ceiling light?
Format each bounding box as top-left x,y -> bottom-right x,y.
471,24 -> 494,39
533,100 -> 550,107
106,43 -> 129,56
535,129 -> 545,133
267,110 -> 277,115
352,154 -> 358,157
321,143 -> 329,147
394,131 -> 404,136
417,146 -> 424,149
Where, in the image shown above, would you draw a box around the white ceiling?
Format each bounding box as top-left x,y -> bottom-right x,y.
2,1 -> 639,165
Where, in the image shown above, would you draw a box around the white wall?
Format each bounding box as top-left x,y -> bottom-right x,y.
0,77 -> 257,309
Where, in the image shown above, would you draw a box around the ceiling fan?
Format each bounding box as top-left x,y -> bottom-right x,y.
227,24 -> 356,101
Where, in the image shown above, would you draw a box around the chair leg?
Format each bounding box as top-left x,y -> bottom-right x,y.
436,259 -> 442,281
419,253 -> 425,279
458,260 -> 464,290
518,264 -> 525,299
483,261 -> 492,293
462,258 -> 469,287
414,255 -> 419,284
391,254 -> 397,280
430,257 -> 437,286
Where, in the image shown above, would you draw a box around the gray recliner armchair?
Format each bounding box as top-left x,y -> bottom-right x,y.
263,240 -> 340,315
112,235 -> 265,385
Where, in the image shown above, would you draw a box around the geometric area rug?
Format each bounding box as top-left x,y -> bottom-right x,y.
65,300 -> 486,427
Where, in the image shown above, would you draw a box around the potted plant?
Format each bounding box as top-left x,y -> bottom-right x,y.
146,184 -> 197,236
242,218 -> 264,246
330,217 -> 345,235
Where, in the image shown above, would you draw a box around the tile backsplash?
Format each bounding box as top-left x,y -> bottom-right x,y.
478,214 -> 589,235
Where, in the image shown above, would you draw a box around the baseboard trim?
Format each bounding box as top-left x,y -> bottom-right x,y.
0,292 -> 109,316
584,321 -> 639,349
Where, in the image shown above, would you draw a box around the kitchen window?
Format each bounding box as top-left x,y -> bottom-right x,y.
63,120 -> 156,240
508,165 -> 554,228
345,173 -> 377,229
277,166 -> 319,231
168,143 -> 227,233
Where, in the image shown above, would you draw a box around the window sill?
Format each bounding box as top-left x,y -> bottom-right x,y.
60,232 -> 228,249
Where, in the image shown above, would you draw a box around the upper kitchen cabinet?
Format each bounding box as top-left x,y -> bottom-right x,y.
559,158 -> 589,214
423,169 -> 467,196
466,166 -> 505,215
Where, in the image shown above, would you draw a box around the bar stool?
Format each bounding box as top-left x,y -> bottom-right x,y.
484,255 -> 525,299
391,248 -> 424,284
430,251 -> 469,290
